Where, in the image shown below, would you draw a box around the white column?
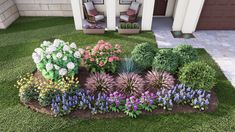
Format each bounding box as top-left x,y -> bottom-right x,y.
71,0 -> 83,30
141,0 -> 155,31
172,0 -> 189,31
182,0 -> 205,33
165,0 -> 176,17
105,0 -> 116,30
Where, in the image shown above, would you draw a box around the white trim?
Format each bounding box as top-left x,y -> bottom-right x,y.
182,0 -> 205,33
141,0 -> 155,31
71,0 -> 83,30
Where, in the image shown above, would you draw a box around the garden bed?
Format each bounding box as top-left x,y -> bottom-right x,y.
22,68 -> 219,119
21,90 -> 218,119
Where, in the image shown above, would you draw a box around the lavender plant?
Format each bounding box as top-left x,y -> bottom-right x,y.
108,91 -> 126,112
124,96 -> 141,118
85,73 -> 115,94
156,89 -> 173,110
146,70 -> 175,90
116,73 -> 145,96
139,91 -> 157,112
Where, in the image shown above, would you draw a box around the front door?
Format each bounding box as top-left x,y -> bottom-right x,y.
154,0 -> 168,16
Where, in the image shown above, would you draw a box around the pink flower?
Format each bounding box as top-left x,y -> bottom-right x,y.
86,46 -> 91,50
99,61 -> 105,67
108,57 -> 114,62
90,58 -> 95,62
84,55 -> 90,59
104,45 -> 110,50
100,52 -> 104,55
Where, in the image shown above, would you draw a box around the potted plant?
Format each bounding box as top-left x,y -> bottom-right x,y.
118,23 -> 140,34
83,24 -> 105,34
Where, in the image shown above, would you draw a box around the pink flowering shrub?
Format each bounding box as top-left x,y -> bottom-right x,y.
83,40 -> 122,73
85,72 -> 115,94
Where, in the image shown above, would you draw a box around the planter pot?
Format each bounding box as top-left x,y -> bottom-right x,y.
118,28 -> 140,34
83,28 -> 105,34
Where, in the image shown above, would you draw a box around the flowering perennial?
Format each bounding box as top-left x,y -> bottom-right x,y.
83,40 -> 121,73
32,39 -> 83,81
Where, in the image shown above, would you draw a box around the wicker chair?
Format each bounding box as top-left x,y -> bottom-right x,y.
84,1 -> 105,24
120,2 -> 141,23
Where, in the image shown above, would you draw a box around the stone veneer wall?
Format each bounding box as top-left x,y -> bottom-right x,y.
13,0 -> 73,16
0,0 -> 19,29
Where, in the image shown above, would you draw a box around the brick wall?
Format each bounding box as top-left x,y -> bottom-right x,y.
13,0 -> 73,16
0,0 -> 19,29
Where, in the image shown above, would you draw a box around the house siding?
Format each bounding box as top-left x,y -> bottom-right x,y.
13,0 -> 73,16
0,0 -> 19,29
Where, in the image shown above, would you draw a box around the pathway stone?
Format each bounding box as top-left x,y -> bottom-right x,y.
152,17 -> 235,87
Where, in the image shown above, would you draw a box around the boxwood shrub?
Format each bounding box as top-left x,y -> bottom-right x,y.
179,61 -> 216,91
152,49 -> 179,74
131,43 -> 156,70
173,44 -> 198,67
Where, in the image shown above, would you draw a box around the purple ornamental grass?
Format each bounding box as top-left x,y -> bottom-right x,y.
116,73 -> 145,96
85,72 -> 115,95
146,70 -> 175,91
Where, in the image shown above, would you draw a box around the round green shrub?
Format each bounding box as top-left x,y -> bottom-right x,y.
173,44 -> 198,67
179,61 -> 216,91
131,43 -> 156,70
152,49 -> 179,74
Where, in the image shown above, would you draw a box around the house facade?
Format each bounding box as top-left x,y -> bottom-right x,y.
1,0 -> 235,33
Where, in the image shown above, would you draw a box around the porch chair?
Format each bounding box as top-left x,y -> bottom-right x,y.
120,2 -> 141,23
84,1 -> 105,23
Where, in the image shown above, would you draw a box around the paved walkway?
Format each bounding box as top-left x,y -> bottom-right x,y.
152,17 -> 235,87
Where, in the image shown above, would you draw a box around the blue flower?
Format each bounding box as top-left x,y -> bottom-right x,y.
63,105 -> 68,111
205,99 -> 209,105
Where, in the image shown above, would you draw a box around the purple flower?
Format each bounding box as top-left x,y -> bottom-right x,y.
133,105 -> 138,111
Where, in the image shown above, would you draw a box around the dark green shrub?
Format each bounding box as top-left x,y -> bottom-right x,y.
173,44 -> 198,67
179,61 -> 216,91
119,23 -> 139,29
152,49 -> 179,74
131,43 -> 156,70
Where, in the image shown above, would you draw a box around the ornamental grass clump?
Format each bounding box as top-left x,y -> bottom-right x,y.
119,57 -> 139,73
124,96 -> 141,118
152,49 -> 179,74
32,39 -> 84,81
108,91 -> 126,112
179,61 -> 216,91
83,40 -> 122,73
146,70 -> 175,91
131,43 -> 156,70
85,72 -> 115,95
173,44 -> 198,67
116,73 -> 145,96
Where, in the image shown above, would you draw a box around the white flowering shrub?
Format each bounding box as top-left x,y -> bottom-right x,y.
32,39 -> 84,81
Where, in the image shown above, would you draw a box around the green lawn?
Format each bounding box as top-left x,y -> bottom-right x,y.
0,17 -> 235,132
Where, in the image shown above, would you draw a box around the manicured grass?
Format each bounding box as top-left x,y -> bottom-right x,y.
0,17 -> 235,132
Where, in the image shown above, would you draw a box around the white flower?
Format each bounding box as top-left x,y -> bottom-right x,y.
46,45 -> 56,54
56,52 -> 63,59
32,52 -> 42,64
59,68 -> 67,76
54,64 -> 60,70
63,56 -> 68,61
46,55 -> 51,59
69,50 -> 73,54
78,48 -> 85,55
63,45 -> 70,52
53,39 -> 62,47
70,43 -> 77,49
46,63 -> 53,71
67,62 -> 75,70
34,48 -> 43,56
74,51 -> 81,58
41,41 -> 51,47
